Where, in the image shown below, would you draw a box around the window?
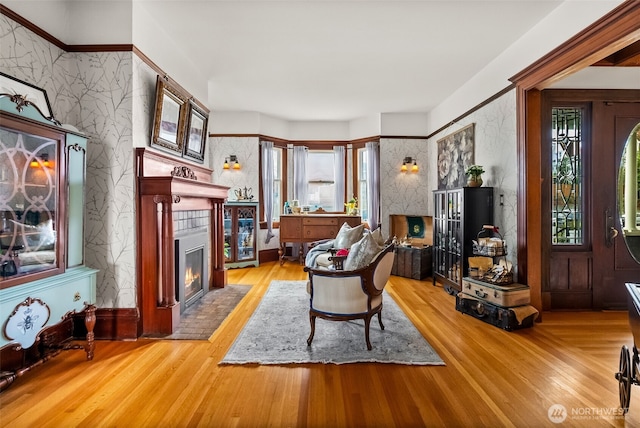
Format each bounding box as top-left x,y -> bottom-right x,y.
259,139 -> 379,227
357,147 -> 369,223
551,107 -> 584,245
272,146 -> 283,220
306,150 -> 336,211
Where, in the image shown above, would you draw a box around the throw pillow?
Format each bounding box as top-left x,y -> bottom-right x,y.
344,232 -> 383,271
333,222 -> 364,249
368,227 -> 386,247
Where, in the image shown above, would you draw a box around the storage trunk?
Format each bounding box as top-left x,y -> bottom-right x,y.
392,246 -> 432,280
461,277 -> 530,307
455,294 -> 538,331
389,214 -> 433,280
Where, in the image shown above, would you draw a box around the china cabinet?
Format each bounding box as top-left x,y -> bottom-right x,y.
432,187 -> 494,294
0,93 -> 97,391
224,202 -> 259,268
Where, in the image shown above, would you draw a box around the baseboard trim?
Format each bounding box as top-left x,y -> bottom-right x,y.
259,248 -> 280,263
93,308 -> 139,340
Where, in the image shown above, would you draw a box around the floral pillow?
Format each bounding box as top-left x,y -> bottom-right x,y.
344,232 -> 383,271
333,222 -> 364,249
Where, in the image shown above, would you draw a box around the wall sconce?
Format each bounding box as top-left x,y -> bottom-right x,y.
223,155 -> 241,170
401,156 -> 418,173
30,153 -> 51,168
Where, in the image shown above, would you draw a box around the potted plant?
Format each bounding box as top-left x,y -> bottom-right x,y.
345,196 -> 358,215
465,165 -> 485,187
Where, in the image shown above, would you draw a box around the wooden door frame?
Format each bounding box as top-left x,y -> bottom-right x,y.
510,1 -> 640,314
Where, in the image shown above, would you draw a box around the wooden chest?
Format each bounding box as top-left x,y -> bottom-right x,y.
392,246 -> 433,280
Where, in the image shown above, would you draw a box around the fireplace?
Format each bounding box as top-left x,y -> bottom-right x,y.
136,148 -> 229,336
175,232 -> 209,313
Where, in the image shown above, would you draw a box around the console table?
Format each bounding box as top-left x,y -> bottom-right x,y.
279,214 -> 361,264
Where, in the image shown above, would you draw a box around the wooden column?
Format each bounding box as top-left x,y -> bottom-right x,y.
211,200 -> 227,288
156,195 -> 176,306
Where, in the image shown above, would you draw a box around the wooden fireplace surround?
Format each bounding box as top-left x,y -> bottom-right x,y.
136,148 -> 229,336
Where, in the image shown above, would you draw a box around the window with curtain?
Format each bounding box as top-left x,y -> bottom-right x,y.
259,139 -> 380,227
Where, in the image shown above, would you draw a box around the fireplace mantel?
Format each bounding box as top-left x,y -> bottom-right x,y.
136,148 -> 229,336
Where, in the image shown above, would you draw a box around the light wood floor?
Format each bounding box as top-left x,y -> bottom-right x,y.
1,261 -> 639,427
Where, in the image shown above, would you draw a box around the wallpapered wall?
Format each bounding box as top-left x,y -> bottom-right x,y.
1,15 -> 140,308
427,91 -> 518,271
379,138 -> 429,239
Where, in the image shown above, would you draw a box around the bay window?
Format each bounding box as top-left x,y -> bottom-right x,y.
259,138 -> 379,227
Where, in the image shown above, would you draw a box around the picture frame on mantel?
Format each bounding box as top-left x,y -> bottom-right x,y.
151,75 -> 188,155
0,72 -> 55,122
183,100 -> 208,163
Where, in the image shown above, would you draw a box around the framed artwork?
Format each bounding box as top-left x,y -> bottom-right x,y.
437,123 -> 475,189
0,72 -> 55,121
183,101 -> 208,163
151,76 -> 188,154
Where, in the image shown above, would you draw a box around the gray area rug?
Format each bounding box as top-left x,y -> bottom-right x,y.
220,280 -> 445,365
166,284 -> 251,340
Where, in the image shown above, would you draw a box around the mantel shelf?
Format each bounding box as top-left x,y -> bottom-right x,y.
139,176 -> 229,200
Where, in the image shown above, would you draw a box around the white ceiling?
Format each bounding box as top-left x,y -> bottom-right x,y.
7,0 -> 636,123
137,0 -> 564,121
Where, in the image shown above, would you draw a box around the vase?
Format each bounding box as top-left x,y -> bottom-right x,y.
467,176 -> 483,187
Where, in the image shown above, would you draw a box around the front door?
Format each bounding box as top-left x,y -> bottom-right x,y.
544,92 -> 640,310
592,101 -> 640,309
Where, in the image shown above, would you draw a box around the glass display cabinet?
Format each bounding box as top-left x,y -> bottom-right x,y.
224,201 -> 259,268
0,91 -> 97,391
433,187 -> 494,294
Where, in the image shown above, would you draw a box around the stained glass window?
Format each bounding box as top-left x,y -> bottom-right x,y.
551,107 -> 583,245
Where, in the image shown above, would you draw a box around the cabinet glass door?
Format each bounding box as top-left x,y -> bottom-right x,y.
433,191 -> 447,278
447,190 -> 462,282
236,206 -> 255,261
223,207 -> 232,262
0,121 -> 63,286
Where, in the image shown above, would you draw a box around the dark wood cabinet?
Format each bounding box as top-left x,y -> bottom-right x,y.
433,187 -> 494,294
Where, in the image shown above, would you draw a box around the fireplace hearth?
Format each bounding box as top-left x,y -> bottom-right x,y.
175,231 -> 209,313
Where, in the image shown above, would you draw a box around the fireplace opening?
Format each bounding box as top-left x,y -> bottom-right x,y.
175,231 -> 209,313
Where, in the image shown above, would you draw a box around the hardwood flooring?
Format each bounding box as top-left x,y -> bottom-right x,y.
0,261 -> 638,427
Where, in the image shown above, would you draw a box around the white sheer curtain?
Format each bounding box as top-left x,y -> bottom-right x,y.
261,140 -> 275,243
333,145 -> 345,211
366,141 -> 381,229
293,145 -> 308,205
